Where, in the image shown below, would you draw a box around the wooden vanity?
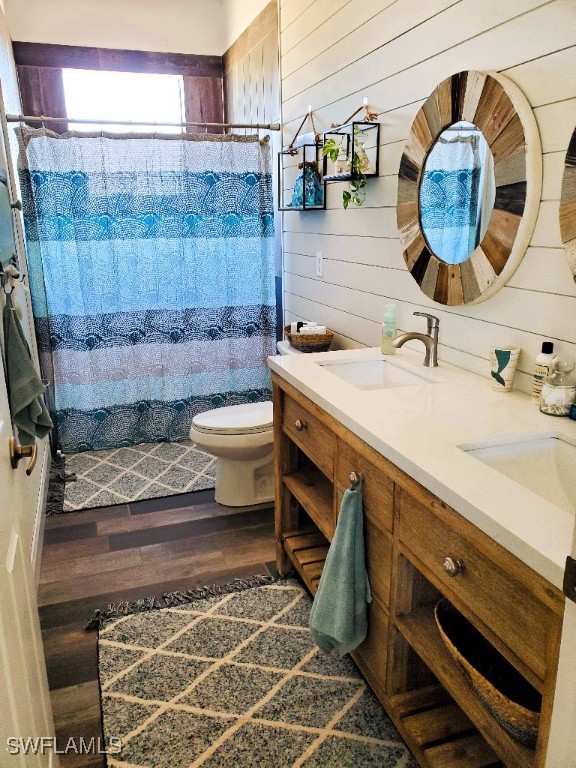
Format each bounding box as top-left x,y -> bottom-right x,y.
272,373 -> 565,768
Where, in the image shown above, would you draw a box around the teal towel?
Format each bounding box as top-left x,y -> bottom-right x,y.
3,293 -> 52,445
309,480 -> 372,656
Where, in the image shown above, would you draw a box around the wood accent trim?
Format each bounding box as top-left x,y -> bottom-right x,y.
560,126 -> 576,280
182,76 -> 224,133
223,2 -> 278,74
397,69 -> 541,306
14,42 -> 225,134
16,65 -> 68,133
222,1 -> 279,128
12,42 -> 223,78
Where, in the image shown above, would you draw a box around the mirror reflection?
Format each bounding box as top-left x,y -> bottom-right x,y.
419,121 -> 495,265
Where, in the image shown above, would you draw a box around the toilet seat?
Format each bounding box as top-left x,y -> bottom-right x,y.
192,401 -> 273,436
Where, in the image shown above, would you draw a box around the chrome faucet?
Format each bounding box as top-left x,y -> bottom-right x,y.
391,311 -> 440,367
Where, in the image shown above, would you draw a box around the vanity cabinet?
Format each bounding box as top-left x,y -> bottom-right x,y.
272,373 -> 565,768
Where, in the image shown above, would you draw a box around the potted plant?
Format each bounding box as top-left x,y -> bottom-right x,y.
322,124 -> 370,209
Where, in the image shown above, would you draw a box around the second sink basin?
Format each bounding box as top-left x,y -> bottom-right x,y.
318,359 -> 433,390
461,434 -> 576,515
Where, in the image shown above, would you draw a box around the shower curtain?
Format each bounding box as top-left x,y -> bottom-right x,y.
420,135 -> 481,265
17,128 -> 276,453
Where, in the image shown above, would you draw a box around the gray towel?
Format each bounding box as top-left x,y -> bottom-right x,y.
3,293 -> 52,445
309,480 -> 372,656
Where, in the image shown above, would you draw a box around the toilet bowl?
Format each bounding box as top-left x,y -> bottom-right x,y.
189,340 -> 300,506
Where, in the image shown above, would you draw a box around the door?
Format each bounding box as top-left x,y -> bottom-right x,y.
0,360 -> 57,766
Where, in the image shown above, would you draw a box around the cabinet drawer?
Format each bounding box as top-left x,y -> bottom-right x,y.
398,488 -> 553,681
353,595 -> 389,683
336,440 -> 394,533
283,395 -> 335,479
336,487 -> 393,607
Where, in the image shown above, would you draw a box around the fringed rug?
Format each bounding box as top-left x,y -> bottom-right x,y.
96,578 -> 416,768
53,441 -> 216,513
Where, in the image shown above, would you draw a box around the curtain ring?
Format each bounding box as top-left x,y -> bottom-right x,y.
40,115 -> 46,129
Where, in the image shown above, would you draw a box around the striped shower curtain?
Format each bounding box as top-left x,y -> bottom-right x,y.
17,128 -> 275,453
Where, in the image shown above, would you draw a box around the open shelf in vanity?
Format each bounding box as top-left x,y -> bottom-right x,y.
271,373 -> 565,768
283,526 -> 328,593
389,551 -> 536,767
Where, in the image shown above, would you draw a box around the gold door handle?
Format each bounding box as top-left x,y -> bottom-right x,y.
9,437 -> 38,475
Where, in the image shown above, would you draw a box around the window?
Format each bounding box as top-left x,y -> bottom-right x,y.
62,69 -> 186,133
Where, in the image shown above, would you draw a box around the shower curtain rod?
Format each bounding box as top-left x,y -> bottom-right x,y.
5,113 -> 281,131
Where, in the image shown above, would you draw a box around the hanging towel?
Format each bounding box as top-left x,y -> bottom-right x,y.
309,479 -> 372,656
3,292 -> 52,445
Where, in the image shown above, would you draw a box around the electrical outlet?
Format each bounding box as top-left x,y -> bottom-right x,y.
315,251 -> 323,277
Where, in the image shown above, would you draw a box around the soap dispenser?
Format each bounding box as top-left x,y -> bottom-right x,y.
381,304 -> 396,355
540,354 -> 576,416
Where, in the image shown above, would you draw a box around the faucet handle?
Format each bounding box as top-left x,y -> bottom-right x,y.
413,311 -> 439,331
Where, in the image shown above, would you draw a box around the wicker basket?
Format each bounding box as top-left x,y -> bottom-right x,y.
284,324 -> 334,353
434,599 -> 541,748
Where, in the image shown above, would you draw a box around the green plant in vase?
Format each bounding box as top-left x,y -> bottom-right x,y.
322,124 -> 369,209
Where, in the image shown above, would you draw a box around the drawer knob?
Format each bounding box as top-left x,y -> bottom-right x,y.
294,419 -> 307,431
443,556 -> 464,577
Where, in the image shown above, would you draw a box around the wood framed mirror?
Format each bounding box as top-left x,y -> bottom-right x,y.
397,70 -> 542,305
560,126 -> 576,278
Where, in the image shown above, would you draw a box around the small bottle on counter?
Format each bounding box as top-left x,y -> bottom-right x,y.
540,354 -> 576,416
381,304 -> 397,355
531,341 -> 554,404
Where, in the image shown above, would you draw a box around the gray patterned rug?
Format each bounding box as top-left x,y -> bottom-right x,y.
62,441 -> 216,512
98,581 -> 416,768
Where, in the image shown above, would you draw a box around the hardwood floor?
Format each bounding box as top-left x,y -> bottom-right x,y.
38,489 -> 277,768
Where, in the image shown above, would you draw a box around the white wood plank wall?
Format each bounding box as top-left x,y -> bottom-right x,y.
279,0 -> 576,393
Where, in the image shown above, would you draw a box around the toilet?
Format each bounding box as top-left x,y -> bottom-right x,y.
189,340 -> 302,506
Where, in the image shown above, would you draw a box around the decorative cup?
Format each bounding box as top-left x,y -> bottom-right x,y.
489,345 -> 521,392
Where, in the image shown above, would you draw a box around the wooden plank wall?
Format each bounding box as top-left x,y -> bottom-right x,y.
223,1 -> 283,337
223,1 -> 280,135
279,0 -> 576,392
13,43 -> 225,133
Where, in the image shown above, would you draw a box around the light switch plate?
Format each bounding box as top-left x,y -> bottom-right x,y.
315,251 -> 323,277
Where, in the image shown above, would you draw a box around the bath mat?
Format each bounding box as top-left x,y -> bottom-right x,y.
97,579 -> 416,767
59,441 -> 216,513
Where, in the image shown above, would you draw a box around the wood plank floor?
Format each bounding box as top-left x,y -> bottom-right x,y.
38,488 -> 277,768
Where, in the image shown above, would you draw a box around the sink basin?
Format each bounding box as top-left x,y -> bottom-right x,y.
318,359 -> 433,390
461,434 -> 576,515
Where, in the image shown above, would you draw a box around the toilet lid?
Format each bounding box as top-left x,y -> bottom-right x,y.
192,401 -> 273,435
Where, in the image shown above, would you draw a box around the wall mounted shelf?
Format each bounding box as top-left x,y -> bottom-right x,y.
322,121 -> 380,182
278,142 -> 325,211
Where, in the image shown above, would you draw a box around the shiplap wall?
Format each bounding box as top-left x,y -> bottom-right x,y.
279,0 -> 576,393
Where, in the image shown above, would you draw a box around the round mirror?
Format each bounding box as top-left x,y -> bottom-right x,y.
397,70 -> 542,305
419,121 -> 495,266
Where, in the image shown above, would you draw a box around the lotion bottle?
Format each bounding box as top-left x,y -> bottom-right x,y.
381,304 -> 397,355
532,341 -> 554,404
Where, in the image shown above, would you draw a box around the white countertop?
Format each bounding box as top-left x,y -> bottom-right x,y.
268,346 -> 575,590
